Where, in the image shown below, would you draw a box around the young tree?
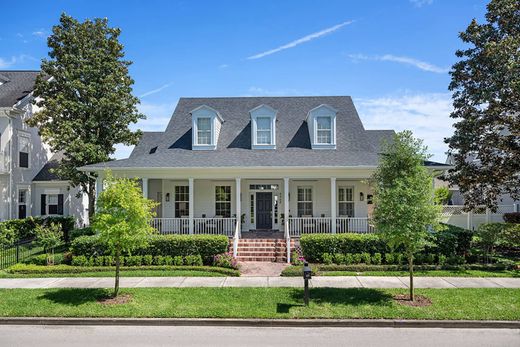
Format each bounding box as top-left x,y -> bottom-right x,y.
27,13 -> 144,219
92,173 -> 157,297
434,187 -> 452,205
445,0 -> 520,210
35,223 -> 62,265
372,131 -> 441,301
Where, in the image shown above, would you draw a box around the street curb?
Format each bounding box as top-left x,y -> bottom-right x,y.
0,317 -> 518,329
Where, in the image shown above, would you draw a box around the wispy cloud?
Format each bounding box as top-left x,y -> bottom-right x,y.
247,20 -> 354,60
0,54 -> 37,68
218,64 -> 229,69
139,82 -> 173,98
356,92 -> 453,161
32,29 -> 47,37
348,53 -> 449,73
0,56 -> 16,68
409,0 -> 433,7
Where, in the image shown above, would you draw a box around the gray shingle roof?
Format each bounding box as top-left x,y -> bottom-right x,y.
0,70 -> 39,107
33,152 -> 66,181
84,96 -> 399,169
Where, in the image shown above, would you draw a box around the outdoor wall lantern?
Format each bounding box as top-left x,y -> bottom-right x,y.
165,193 -> 170,202
359,192 -> 364,201
303,262 -> 312,306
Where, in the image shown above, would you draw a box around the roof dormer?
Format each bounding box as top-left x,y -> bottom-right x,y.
249,104 -> 277,150
306,104 -> 337,149
190,105 -> 223,150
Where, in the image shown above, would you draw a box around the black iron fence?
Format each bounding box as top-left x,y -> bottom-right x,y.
0,239 -> 44,270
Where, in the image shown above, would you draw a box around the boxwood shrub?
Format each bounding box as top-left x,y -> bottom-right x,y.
300,233 -> 390,262
70,234 -> 229,264
0,216 -> 75,242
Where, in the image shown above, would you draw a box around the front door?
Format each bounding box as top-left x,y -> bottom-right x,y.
256,192 -> 272,229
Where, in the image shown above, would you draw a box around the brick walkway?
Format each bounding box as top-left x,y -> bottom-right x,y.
0,276 -> 519,289
238,262 -> 289,277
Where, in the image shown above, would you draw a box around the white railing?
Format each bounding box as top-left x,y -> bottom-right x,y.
441,204 -> 517,229
336,217 -> 376,234
151,218 -> 190,234
288,217 -> 332,236
193,217 -> 236,236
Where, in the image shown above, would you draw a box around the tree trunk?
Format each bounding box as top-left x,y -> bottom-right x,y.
409,254 -> 414,301
114,245 -> 120,297
88,188 -> 96,219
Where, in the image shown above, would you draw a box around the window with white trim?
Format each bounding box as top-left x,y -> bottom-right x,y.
338,187 -> 354,217
256,117 -> 272,145
215,186 -> 231,218
196,117 -> 212,145
297,187 -> 313,217
316,116 -> 332,144
175,186 -> 189,218
47,194 -> 59,215
18,133 -> 30,168
18,188 -> 28,219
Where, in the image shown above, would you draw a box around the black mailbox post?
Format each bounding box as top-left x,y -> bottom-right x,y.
303,262 -> 311,306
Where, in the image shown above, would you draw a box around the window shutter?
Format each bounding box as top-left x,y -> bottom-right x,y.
41,194 -> 46,215
57,194 -> 64,215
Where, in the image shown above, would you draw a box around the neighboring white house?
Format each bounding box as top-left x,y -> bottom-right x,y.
0,70 -> 88,225
81,96 -> 449,261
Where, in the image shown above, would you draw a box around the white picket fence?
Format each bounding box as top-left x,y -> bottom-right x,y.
441,205 -> 518,230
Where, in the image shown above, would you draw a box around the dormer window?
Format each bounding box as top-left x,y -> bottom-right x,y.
190,105 -> 223,150
250,104 -> 277,149
307,104 -> 337,149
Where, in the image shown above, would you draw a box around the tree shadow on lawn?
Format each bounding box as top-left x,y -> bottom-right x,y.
39,288 -> 112,306
288,288 -> 394,307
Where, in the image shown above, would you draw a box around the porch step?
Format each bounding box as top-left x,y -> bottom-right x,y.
231,238 -> 288,263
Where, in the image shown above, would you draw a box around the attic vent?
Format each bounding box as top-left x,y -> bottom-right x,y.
149,146 -> 157,154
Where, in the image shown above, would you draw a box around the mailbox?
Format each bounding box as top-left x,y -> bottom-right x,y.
303,262 -> 311,306
303,262 -> 312,280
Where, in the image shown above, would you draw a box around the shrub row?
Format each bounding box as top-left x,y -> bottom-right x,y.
320,252 -> 464,266
0,216 -> 75,243
6,263 -> 240,276
69,227 -> 96,241
70,234 -> 229,263
503,212 -> 520,224
71,254 -> 204,267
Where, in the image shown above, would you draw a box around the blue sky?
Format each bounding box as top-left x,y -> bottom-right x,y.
1,0 -> 487,162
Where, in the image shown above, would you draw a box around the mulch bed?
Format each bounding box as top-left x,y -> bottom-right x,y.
98,294 -> 133,305
393,294 -> 432,307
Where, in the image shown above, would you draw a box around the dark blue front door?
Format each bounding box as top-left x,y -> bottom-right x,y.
256,192 -> 272,229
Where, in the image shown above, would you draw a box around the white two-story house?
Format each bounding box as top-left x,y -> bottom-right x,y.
0,70 -> 88,224
82,96 -> 449,261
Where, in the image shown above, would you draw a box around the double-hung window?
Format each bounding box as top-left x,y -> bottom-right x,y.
196,118 -> 212,145
175,186 -> 189,218
215,186 -> 231,218
316,116 -> 332,144
256,117 -> 272,145
338,187 -> 354,217
18,133 -> 30,168
297,187 -> 313,217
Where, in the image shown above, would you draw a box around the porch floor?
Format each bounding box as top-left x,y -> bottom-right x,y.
241,230 -> 284,239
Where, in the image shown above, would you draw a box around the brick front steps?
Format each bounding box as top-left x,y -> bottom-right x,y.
230,239 -> 291,262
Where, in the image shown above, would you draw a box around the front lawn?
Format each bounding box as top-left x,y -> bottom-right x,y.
0,288 -> 518,320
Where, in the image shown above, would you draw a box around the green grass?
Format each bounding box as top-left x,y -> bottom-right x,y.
0,270 -> 227,278
320,269 -> 520,277
0,288 -> 518,320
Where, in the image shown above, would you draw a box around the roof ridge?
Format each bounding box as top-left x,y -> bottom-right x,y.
179,95 -> 352,99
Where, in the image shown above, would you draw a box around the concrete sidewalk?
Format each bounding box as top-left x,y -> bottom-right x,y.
0,276 -> 519,289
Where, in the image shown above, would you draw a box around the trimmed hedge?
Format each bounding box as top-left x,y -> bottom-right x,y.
69,227 -> 96,241
503,212 -> 520,224
70,234 -> 229,264
6,263 -> 240,276
300,233 -> 390,262
71,254 -> 204,267
0,216 -> 75,242
429,223 -> 473,256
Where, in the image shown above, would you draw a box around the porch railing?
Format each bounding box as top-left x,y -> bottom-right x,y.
151,217 -> 236,236
288,217 -> 375,237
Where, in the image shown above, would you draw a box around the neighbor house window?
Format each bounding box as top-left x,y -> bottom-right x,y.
18,133 -> 30,168
256,117 -> 272,145
40,193 -> 64,216
297,187 -> 313,217
215,186 -> 231,218
18,188 -> 28,219
196,117 -> 212,145
316,116 -> 332,144
338,187 -> 354,217
175,186 -> 189,218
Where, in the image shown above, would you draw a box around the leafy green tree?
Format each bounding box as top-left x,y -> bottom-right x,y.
35,223 -> 62,265
92,172 -> 157,297
434,187 -> 452,205
0,225 -> 15,248
27,13 -> 144,219
372,131 -> 441,301
445,0 -> 520,210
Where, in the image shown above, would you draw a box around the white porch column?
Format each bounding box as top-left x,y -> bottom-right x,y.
330,177 -> 337,234
141,177 -> 149,199
235,178 -> 241,229
95,175 -> 103,200
189,178 -> 194,234
283,177 -> 290,231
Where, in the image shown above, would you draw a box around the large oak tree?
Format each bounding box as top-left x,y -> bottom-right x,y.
28,13 -> 144,218
445,0 -> 519,210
